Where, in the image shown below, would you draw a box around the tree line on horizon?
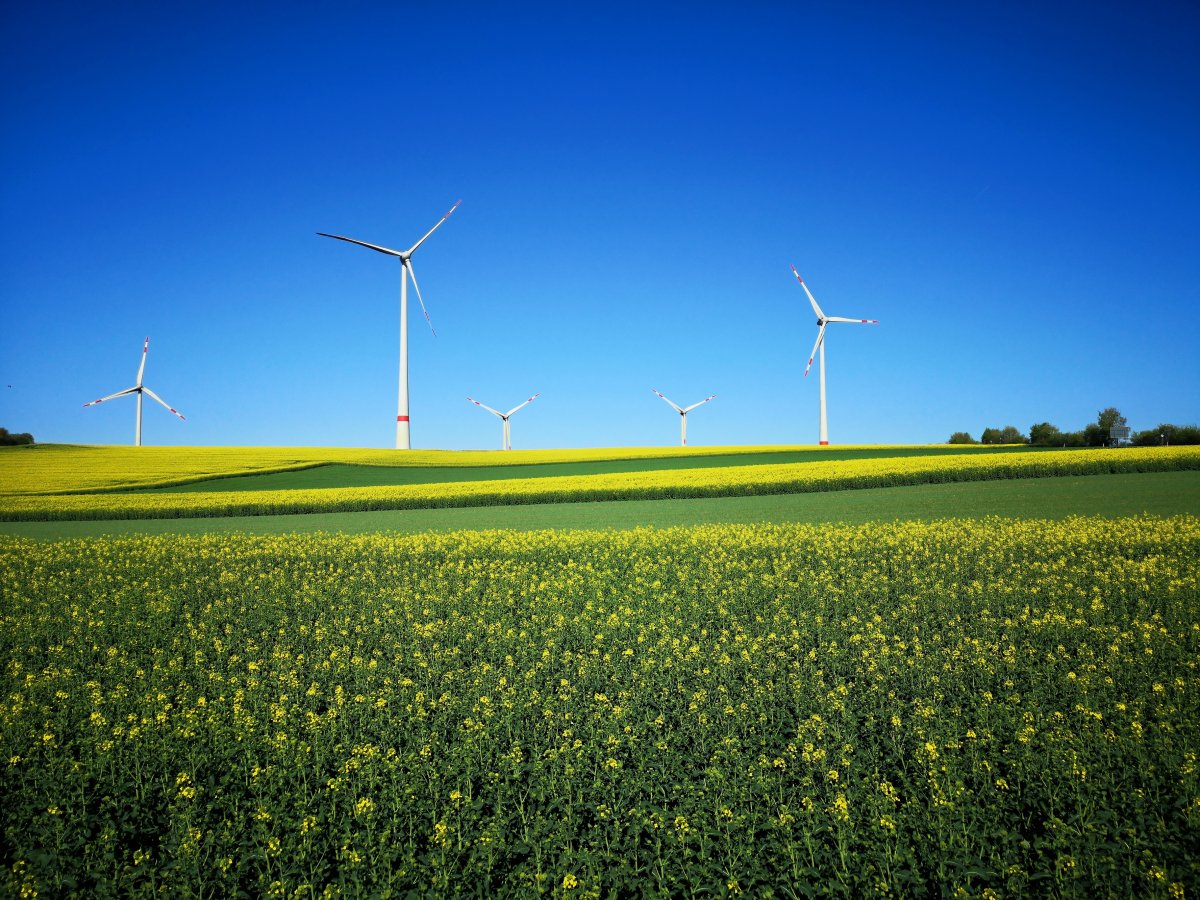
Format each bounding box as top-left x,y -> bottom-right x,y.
948,408 -> 1200,447
0,427 -> 34,446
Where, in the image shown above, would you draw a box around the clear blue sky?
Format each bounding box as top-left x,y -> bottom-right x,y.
2,1 -> 1197,449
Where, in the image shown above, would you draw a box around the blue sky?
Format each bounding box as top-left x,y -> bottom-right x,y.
2,1 -> 1197,449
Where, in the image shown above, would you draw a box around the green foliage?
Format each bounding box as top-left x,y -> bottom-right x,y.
1,518 -> 1198,896
980,426 -> 1026,445
998,425 -> 1026,444
1029,422 -> 1063,446
1097,407 -> 1127,432
1021,410 -> 1128,448
948,432 -> 976,444
1133,424 -> 1200,446
0,427 -> 34,446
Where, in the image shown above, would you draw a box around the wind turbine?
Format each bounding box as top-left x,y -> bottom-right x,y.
318,200 -> 460,450
790,265 -> 878,446
468,393 -> 540,450
83,337 -> 186,446
652,389 -> 716,446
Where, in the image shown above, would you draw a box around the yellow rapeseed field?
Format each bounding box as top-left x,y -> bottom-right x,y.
0,444 -> 830,495
1,517 -> 1198,896
1,445 -> 1196,521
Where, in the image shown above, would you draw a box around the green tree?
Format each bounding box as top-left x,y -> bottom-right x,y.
0,427 -> 34,446
1083,423 -> 1108,447
1029,422 -> 1062,446
998,425 -> 1026,444
980,427 -> 1002,444
948,431 -> 976,444
1132,423 -> 1200,446
1096,407 -> 1129,446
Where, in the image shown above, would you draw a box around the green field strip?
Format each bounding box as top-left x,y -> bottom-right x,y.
3,470 -> 1195,538
134,445 -> 1044,493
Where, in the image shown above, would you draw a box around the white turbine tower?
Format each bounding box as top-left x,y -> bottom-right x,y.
652,389 -> 716,447
83,337 -> 186,446
468,393 -> 540,450
790,265 -> 878,446
318,200 -> 460,450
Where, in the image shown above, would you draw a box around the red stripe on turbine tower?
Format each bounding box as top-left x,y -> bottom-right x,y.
397,416 -> 410,422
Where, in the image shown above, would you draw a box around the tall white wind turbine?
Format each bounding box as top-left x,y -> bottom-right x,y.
468,393 -> 540,450
790,265 -> 878,445
652,389 -> 716,446
83,337 -> 186,446
318,200 -> 460,449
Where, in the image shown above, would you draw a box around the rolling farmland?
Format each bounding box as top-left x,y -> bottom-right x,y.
1,444 -> 1198,897
2,445 -> 1196,522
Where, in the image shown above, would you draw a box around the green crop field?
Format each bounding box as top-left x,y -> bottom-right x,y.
1,444 -> 1198,898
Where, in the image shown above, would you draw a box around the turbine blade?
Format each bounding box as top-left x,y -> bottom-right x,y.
505,392 -> 541,417
790,264 -> 826,320
142,387 -> 186,420
804,324 -> 827,378
83,387 -> 137,407
651,388 -> 683,413
136,336 -> 149,386
825,316 -> 879,324
682,394 -> 717,413
317,233 -> 404,257
405,262 -> 437,337
406,199 -> 461,256
468,397 -> 504,418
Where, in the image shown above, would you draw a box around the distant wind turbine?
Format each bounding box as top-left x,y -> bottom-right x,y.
468,393 -> 540,450
790,265 -> 878,445
318,200 -> 460,450
83,337 -> 185,446
652,389 -> 715,446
